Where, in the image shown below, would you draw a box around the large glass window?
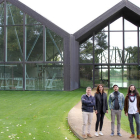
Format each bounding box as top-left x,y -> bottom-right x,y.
26,63 -> 63,90
110,17 -> 122,30
0,2 -> 4,25
95,65 -> 108,87
0,64 -> 23,90
7,26 -> 23,61
7,2 -> 23,25
80,37 -> 93,63
0,26 -> 4,61
46,28 -> 63,62
26,25 -> 43,61
26,15 -> 41,25
124,19 -> 137,30
124,32 -> 138,63
80,65 -> 93,87
94,32 -> 108,64
110,32 -> 123,63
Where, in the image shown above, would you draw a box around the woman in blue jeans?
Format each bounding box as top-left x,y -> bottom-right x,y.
94,84 -> 108,137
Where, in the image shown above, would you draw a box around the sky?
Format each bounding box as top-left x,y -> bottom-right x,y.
19,0 -> 140,34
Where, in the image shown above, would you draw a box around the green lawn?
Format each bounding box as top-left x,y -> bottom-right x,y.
106,88 -> 139,134
0,89 -> 85,140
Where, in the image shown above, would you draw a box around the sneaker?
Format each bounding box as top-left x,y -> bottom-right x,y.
82,134 -> 87,139
117,133 -> 122,137
99,131 -> 103,136
110,133 -> 114,136
95,132 -> 99,137
87,133 -> 92,138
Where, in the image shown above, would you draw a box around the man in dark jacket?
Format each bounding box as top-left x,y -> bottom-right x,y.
81,87 -> 95,139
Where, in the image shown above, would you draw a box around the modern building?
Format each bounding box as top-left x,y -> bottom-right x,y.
0,0 -> 140,91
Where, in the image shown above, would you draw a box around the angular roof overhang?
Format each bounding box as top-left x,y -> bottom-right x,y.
1,0 -> 70,38
74,0 -> 140,44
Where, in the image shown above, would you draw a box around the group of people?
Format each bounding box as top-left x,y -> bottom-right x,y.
81,84 -> 140,139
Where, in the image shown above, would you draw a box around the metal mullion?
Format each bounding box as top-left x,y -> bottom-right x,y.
108,23 -> 110,88
93,32 -> 95,88
138,27 -> 139,65
4,0 -> 7,62
123,17 -> 125,64
43,25 -> 46,62
23,13 -> 26,90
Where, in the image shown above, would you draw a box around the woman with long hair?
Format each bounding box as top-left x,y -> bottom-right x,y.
124,85 -> 140,139
94,84 -> 108,137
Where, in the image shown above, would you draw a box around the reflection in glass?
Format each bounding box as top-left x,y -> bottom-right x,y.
26,25 -> 43,61
26,63 -> 64,90
0,27 -> 4,61
7,26 -> 23,61
126,65 -> 139,87
110,32 -> 123,63
124,19 -> 137,30
94,32 -> 108,63
80,37 -> 93,63
0,64 -> 23,90
125,32 -> 137,63
110,17 -> 122,30
0,3 -> 4,25
26,15 -> 41,25
7,2 -> 23,25
95,65 -> 108,87
80,65 -> 93,87
110,66 -> 124,87
46,28 -> 63,61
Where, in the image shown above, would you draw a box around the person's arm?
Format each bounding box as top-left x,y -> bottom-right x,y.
81,95 -> 92,105
122,94 -> 125,110
105,93 -> 108,113
86,96 -> 95,107
124,96 -> 128,116
108,94 -> 112,110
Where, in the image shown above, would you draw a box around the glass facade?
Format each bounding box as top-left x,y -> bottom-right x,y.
79,17 -> 140,88
0,1 -> 64,90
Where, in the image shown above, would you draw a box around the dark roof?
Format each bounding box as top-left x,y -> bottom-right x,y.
74,0 -> 140,44
1,0 -> 69,38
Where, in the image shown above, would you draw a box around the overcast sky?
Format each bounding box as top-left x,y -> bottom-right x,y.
19,0 -> 140,34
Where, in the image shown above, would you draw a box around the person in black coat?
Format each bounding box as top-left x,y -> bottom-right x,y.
94,84 -> 108,137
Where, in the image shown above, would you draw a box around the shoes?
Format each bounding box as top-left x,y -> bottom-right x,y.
82,134 -> 87,139
87,133 -> 92,138
117,133 -> 122,137
110,133 -> 114,136
95,132 -> 99,137
99,131 -> 103,136
129,134 -> 135,138
137,135 -> 140,139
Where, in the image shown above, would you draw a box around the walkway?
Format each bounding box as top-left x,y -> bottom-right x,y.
68,89 -> 132,140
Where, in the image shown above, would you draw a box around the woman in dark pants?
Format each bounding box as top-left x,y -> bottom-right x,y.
94,84 -> 108,137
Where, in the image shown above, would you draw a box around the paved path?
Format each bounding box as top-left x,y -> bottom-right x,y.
68,89 -> 133,140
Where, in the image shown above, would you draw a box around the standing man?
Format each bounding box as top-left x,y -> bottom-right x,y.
109,85 -> 124,137
124,85 -> 140,139
81,87 -> 95,139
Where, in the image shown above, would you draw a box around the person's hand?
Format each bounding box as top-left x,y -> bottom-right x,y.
95,110 -> 97,114
106,110 -> 108,114
125,113 -> 128,116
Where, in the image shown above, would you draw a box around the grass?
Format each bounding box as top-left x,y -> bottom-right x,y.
0,89 -> 85,140
106,88 -> 139,134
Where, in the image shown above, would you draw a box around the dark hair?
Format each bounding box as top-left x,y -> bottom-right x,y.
96,84 -> 104,94
127,84 -> 139,96
113,84 -> 118,88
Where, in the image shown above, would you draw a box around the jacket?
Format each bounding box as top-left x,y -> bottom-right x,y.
81,94 -> 95,112
124,94 -> 140,114
94,92 -> 108,113
109,92 -> 124,110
